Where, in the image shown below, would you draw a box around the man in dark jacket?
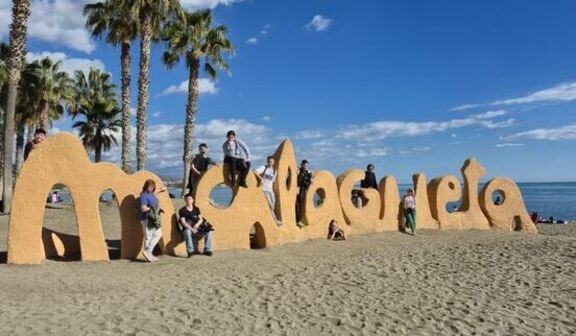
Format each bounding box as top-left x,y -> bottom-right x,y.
360,164 -> 378,190
187,143 -> 217,195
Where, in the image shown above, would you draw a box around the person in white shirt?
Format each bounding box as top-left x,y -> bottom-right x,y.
402,188 -> 416,235
255,156 -> 282,226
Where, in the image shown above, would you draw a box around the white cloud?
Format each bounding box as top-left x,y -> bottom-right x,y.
26,51 -> 105,75
246,37 -> 259,45
101,118 -> 273,174
501,123 -> 576,141
1,1 -> 97,53
294,129 -> 325,140
453,82 -> 576,111
179,0 -> 243,9
260,24 -> 272,35
340,117 -> 515,140
152,111 -> 163,118
496,143 -> 524,148
471,110 -> 507,119
305,15 -> 332,32
159,79 -> 218,96
261,116 -> 272,122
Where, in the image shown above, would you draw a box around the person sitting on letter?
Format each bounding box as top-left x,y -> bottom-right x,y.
179,194 -> 214,258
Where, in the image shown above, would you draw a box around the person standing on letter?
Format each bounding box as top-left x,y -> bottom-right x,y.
296,160 -> 314,227
187,143 -> 217,195
403,188 -> 417,235
256,156 -> 282,226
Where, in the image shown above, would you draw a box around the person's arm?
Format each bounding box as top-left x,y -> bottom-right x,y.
222,142 -> 228,159
191,161 -> 202,175
238,139 -> 251,161
179,217 -> 193,231
140,197 -> 150,213
155,186 -> 167,194
254,167 -> 264,183
207,157 -> 218,167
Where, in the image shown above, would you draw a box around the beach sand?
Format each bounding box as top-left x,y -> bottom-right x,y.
0,202 -> 575,335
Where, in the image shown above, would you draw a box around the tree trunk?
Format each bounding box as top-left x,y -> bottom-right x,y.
26,123 -> 34,142
95,129 -> 102,163
2,0 -> 31,214
120,41 -> 131,173
14,121 -> 25,179
0,84 -> 6,200
180,58 -> 200,197
38,99 -> 49,130
136,11 -> 151,171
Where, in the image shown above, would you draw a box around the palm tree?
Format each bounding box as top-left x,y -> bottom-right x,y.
69,68 -> 122,163
2,0 -> 31,214
130,0 -> 183,171
85,0 -> 138,173
33,57 -> 71,130
162,9 -> 234,196
14,61 -> 41,176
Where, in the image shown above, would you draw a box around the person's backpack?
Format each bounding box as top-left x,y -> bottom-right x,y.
146,206 -> 163,229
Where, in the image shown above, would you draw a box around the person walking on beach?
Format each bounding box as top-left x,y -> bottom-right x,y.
327,219 -> 347,240
139,179 -> 166,262
296,160 -> 314,227
402,188 -> 417,235
179,194 -> 214,257
187,143 -> 217,195
24,128 -> 47,161
256,156 -> 282,226
222,130 -> 251,188
360,164 -> 378,190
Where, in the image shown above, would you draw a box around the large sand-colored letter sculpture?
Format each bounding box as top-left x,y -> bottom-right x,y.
8,133 -> 537,264
8,133 -> 181,264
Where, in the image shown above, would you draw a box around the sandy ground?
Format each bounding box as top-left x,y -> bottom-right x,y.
0,203 -> 575,335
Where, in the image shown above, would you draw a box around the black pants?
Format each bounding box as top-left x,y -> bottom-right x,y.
295,190 -> 307,223
224,157 -> 250,186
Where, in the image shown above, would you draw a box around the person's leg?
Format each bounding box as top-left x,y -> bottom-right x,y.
410,210 -> 417,234
203,231 -> 213,255
264,191 -> 280,224
148,227 -> 163,256
183,229 -> 194,255
238,160 -> 251,186
140,220 -> 153,261
406,210 -> 416,234
224,157 -> 236,186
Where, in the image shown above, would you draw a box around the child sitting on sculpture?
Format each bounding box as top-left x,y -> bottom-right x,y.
327,219 -> 347,240
255,156 -> 282,226
222,130 -> 251,188
139,179 -> 166,262
179,194 -> 214,257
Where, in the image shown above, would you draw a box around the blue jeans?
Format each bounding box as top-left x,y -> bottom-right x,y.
183,229 -> 213,254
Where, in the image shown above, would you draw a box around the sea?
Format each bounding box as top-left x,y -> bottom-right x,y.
55,182 -> 576,221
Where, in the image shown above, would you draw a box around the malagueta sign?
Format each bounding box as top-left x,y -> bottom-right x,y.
7,133 -> 537,264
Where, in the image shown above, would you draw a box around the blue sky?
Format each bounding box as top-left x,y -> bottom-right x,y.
1,0 -> 576,182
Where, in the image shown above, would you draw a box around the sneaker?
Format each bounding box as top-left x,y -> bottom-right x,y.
238,182 -> 248,188
203,251 -> 213,257
297,221 -> 305,228
151,254 -> 159,262
276,220 -> 283,226
187,252 -> 194,258
142,250 -> 152,262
